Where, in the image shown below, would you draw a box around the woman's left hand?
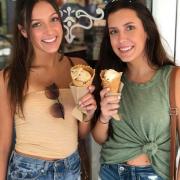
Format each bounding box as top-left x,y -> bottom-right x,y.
78,85 -> 97,121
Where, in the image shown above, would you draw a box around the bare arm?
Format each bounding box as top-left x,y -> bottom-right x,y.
176,68 -> 180,180
0,71 -> 14,180
92,88 -> 120,144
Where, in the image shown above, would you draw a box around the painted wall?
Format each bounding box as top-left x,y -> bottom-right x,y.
152,0 -> 180,65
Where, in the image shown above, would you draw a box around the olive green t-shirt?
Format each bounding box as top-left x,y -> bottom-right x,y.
101,65 -> 173,180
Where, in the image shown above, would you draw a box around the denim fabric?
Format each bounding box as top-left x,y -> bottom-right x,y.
8,150 -> 81,180
99,163 -> 164,180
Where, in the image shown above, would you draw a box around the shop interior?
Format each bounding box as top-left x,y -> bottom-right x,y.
0,0 -> 151,70
2,1 -> 180,180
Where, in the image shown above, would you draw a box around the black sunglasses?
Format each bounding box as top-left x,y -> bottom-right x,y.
45,83 -> 64,119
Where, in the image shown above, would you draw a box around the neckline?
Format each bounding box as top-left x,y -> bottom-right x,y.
122,67 -> 162,89
24,88 -> 70,97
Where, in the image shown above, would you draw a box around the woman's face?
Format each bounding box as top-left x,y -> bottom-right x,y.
108,8 -> 148,64
30,1 -> 63,55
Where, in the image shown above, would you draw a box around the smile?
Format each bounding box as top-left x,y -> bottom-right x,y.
42,37 -> 57,43
119,46 -> 134,53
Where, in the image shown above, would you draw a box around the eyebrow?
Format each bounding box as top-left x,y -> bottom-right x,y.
31,12 -> 58,21
123,22 -> 134,26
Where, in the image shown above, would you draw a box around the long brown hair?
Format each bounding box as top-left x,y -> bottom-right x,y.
97,0 -> 175,72
93,0 -> 175,127
4,0 -> 64,114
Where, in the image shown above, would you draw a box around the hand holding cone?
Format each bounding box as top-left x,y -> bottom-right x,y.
100,69 -> 123,121
70,64 -> 95,122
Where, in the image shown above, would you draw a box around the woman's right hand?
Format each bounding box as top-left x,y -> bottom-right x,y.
92,87 -> 121,144
100,88 -> 121,123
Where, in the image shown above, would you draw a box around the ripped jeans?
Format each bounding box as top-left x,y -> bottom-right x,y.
7,150 -> 81,180
99,163 -> 164,180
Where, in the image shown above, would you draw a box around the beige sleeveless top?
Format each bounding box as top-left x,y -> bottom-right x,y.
14,88 -> 78,159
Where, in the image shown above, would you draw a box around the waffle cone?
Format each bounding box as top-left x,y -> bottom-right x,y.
100,70 -> 122,93
71,64 -> 95,87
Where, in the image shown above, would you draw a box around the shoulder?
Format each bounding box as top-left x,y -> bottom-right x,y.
67,56 -> 87,66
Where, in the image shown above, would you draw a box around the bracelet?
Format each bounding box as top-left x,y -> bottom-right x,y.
98,117 -> 109,124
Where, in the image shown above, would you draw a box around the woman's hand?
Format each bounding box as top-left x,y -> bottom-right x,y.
79,85 -> 97,122
100,88 -> 120,123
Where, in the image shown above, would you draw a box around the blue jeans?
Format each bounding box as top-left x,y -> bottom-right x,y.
99,163 -> 164,180
8,150 -> 81,180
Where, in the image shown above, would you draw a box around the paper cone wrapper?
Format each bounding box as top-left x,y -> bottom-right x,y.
70,84 -> 89,122
100,69 -> 123,121
71,65 -> 95,87
100,70 -> 122,93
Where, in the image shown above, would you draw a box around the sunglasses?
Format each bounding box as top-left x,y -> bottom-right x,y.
45,83 -> 65,119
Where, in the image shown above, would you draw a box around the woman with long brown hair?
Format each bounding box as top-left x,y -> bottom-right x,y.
92,0 -> 180,179
0,0 -> 96,179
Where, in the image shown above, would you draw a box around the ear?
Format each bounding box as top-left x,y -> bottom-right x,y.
18,24 -> 28,38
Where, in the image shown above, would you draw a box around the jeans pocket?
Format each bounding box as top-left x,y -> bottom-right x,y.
8,160 -> 43,180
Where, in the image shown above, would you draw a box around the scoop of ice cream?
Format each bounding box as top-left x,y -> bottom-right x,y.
71,67 -> 91,83
104,69 -> 120,81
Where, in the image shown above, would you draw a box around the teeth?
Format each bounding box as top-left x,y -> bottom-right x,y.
119,46 -> 132,52
43,37 -> 56,43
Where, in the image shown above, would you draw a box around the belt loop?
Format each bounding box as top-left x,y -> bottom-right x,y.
8,150 -> 15,164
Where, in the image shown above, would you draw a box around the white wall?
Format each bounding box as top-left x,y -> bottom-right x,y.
152,0 -> 180,65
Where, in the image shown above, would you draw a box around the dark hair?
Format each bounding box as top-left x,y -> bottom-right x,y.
97,0 -> 174,72
93,0 -> 175,126
4,0 -> 64,114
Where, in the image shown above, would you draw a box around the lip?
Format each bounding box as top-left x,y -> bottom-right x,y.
118,45 -> 134,53
117,45 -> 134,60
42,36 -> 57,43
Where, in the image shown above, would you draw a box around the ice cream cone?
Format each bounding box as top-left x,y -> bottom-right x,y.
70,64 -> 95,121
100,69 -> 123,121
71,64 -> 95,87
100,69 -> 122,93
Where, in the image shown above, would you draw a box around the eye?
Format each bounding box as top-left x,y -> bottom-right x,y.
31,22 -> 41,28
109,29 -> 118,35
126,25 -> 135,31
52,16 -> 60,22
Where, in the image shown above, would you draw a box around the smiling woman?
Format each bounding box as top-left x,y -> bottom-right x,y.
0,0 -> 96,180
92,0 -> 180,180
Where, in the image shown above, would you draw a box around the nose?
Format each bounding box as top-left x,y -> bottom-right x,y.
118,32 -> 127,43
44,23 -> 54,35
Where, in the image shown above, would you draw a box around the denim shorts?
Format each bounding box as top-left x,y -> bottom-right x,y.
7,150 -> 81,180
99,163 -> 164,180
